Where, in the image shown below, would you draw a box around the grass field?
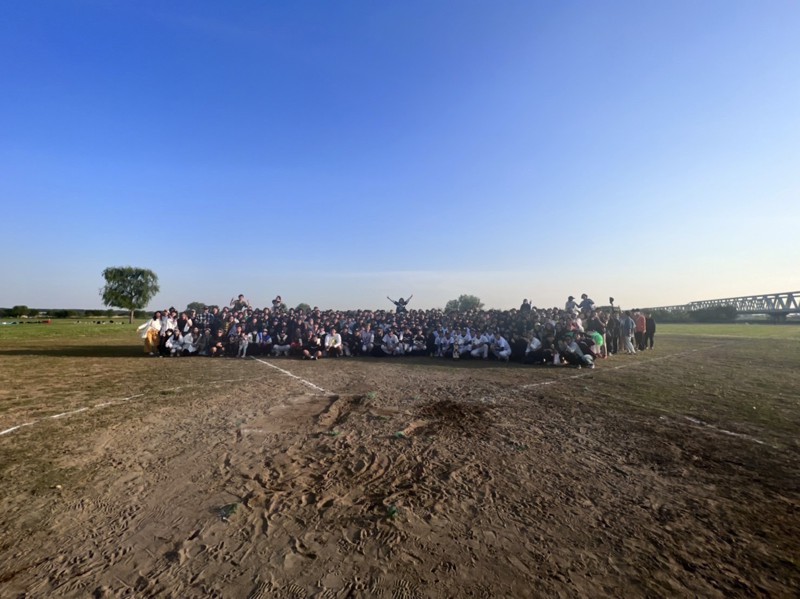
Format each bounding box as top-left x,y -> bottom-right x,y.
1,322 -> 799,597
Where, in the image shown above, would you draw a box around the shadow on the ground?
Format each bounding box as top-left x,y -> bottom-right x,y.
0,348 -> 555,369
0,346 -> 145,358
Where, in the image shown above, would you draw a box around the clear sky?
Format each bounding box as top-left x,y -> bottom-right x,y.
1,1 -> 798,312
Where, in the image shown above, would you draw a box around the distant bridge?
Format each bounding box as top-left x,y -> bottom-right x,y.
649,291 -> 800,319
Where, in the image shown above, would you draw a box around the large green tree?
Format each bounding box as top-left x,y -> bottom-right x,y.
444,294 -> 484,312
10,305 -> 30,318
100,267 -> 160,323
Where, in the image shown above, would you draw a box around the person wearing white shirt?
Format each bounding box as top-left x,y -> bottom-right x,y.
523,335 -> 545,364
565,296 -> 580,314
161,310 -> 178,337
165,330 -> 183,357
491,333 -> 512,362
324,328 -> 343,357
381,330 -> 402,356
470,331 -> 490,359
180,328 -> 199,355
359,326 -> 375,356
454,328 -> 472,358
137,311 -> 162,356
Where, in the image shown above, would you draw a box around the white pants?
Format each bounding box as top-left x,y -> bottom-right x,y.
471,345 -> 489,359
623,335 -> 636,354
493,348 -> 511,360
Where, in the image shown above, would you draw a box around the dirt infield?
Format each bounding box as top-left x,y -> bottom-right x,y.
1,329 -> 799,597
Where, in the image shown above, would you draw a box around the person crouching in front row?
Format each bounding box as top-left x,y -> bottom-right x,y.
303,330 -> 323,360
325,327 -> 343,357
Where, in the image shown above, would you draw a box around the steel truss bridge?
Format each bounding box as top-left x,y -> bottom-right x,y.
650,291 -> 800,320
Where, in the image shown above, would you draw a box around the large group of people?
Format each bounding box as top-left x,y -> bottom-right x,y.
137,293 -> 656,368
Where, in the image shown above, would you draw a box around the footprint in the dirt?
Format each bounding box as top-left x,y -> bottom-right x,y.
392,579 -> 422,599
246,579 -> 275,599
281,582 -> 308,598
105,544 -> 133,565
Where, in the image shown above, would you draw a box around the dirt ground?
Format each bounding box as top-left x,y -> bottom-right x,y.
1,333 -> 799,598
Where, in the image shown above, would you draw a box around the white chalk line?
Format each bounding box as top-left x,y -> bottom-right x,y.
251,357 -> 332,395
514,343 -> 770,447
0,374 -> 273,438
0,422 -> 35,436
0,393 -> 145,437
682,416 -> 766,445
519,344 -> 725,389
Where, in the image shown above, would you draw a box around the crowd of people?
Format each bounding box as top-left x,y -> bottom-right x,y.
137,293 -> 657,368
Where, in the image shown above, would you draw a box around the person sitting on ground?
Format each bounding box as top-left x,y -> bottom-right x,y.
410,328 -> 427,356
165,329 -> 183,357
272,328 -> 291,357
236,328 -> 250,358
560,332 -> 595,368
210,329 -> 227,357
523,334 -> 546,364
358,325 -> 374,356
196,328 -> 212,356
491,332 -> 512,362
256,329 -> 272,356
381,328 -> 403,356
452,328 -> 470,359
324,327 -> 343,357
181,327 -> 199,356
302,330 -> 323,360
470,329 -> 491,360
340,327 -> 355,357
440,329 -> 456,358
586,330 -> 604,359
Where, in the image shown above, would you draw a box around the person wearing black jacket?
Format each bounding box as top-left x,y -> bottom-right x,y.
606,311 -> 620,355
645,312 -> 656,350
302,330 -> 323,360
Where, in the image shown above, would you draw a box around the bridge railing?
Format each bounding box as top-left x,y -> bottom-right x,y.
648,291 -> 800,315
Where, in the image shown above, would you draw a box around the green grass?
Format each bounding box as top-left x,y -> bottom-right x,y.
0,318 -> 141,343
659,322 -> 800,339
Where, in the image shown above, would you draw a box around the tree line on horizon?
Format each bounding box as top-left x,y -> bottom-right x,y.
0,268 -> 753,324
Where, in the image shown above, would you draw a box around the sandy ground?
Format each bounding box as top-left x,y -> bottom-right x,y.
1,346 -> 799,598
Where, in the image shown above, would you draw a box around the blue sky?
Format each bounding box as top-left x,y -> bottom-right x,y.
1,1 -> 798,311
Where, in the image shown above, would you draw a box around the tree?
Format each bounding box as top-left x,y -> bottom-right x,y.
295,302 -> 311,313
444,294 -> 484,313
11,305 -> 29,318
186,301 -> 207,313
100,267 -> 160,324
